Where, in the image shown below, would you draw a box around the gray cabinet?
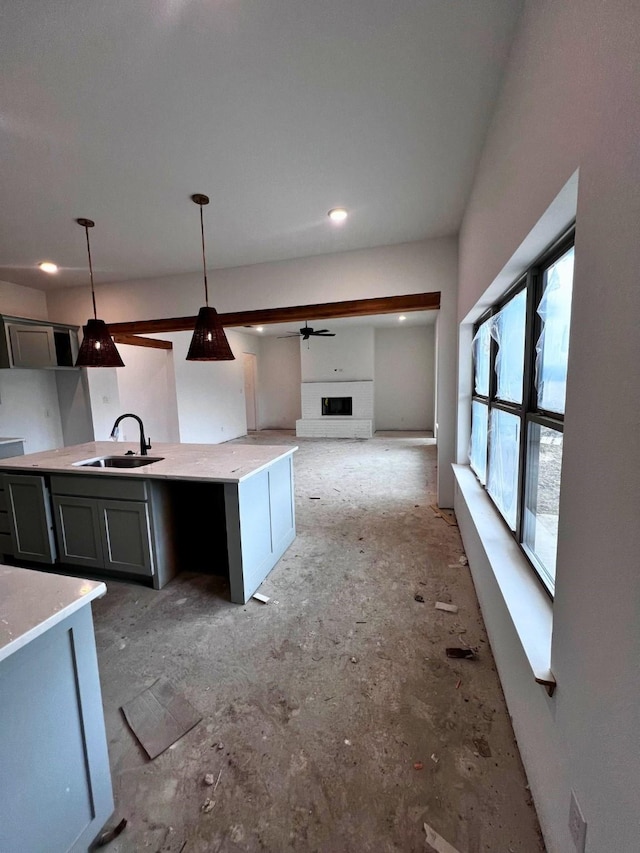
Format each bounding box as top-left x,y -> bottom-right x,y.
52,479 -> 154,577
0,314 -> 79,369
8,323 -> 57,368
53,495 -> 103,568
0,595 -> 114,852
5,474 -> 56,563
100,499 -> 153,575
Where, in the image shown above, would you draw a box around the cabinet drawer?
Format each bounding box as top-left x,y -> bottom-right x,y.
0,532 -> 12,555
50,475 -> 148,502
0,511 -> 10,534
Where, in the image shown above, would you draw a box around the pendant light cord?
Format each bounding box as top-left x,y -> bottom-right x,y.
199,204 -> 209,307
83,223 -> 98,320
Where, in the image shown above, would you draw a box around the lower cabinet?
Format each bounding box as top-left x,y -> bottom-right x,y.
52,478 -> 154,577
0,470 -> 177,588
3,474 -> 56,564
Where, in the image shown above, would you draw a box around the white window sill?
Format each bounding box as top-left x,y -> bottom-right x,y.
452,464 -> 556,695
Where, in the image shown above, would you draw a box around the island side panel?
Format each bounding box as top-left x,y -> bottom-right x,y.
0,603 -> 113,852
224,454 -> 296,604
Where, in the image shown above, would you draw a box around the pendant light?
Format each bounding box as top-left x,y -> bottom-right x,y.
74,218 -> 125,368
186,194 -> 235,361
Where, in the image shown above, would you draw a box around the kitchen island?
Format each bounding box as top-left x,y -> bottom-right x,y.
0,441 -> 297,603
0,565 -> 113,852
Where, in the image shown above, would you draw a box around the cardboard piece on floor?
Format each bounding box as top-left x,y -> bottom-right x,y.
121,677 -> 202,760
423,821 -> 461,853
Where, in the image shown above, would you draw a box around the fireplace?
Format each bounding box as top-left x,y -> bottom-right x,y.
322,396 -> 352,416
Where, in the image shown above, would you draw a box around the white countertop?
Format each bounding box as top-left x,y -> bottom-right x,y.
0,437 -> 23,445
0,565 -> 106,663
0,441 -> 297,484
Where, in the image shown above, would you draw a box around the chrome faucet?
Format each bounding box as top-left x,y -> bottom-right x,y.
110,413 -> 151,456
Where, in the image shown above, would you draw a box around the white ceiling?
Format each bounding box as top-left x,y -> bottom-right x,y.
0,1 -> 521,291
239,310 -> 438,336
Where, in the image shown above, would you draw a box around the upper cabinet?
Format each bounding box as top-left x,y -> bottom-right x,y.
0,315 -> 79,369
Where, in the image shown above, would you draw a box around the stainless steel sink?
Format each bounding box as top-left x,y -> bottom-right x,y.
73,456 -> 165,469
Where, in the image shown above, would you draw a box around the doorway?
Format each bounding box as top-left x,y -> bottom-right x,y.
243,352 -> 258,431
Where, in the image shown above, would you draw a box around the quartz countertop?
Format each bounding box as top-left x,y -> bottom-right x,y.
0,565 -> 106,663
0,441 -> 297,484
0,437 -> 23,445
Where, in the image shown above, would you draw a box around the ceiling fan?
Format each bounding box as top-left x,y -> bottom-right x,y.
278,322 -> 336,341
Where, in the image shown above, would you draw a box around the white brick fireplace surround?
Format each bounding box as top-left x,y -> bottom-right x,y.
296,381 -> 373,438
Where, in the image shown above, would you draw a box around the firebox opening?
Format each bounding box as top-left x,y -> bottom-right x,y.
322,397 -> 353,416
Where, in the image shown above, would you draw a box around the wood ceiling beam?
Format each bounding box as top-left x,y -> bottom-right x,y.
106,292 -> 440,336
112,333 -> 173,350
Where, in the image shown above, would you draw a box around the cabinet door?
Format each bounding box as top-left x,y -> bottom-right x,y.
53,496 -> 104,569
98,499 -> 154,576
8,324 -> 57,368
6,474 -> 57,563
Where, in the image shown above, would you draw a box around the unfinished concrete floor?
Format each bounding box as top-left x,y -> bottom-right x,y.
92,431 -> 545,853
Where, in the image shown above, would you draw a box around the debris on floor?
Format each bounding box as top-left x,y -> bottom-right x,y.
459,555 -> 469,566
414,594 -> 425,603
435,601 -> 458,613
252,592 -> 270,604
309,496 -> 321,500
121,677 -> 202,760
473,735 -> 492,758
430,753 -> 439,764
201,798 -> 215,813
445,647 -> 476,660
423,821 -> 461,853
414,761 -> 424,770
350,656 -> 358,664
92,817 -> 127,848
429,504 -> 458,527
203,773 -> 215,786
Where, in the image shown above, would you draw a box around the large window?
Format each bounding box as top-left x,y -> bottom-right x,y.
470,229 -> 575,594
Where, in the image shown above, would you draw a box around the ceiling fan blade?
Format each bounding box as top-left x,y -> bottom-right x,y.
313,329 -> 330,334
277,333 -> 301,338
316,332 -> 335,336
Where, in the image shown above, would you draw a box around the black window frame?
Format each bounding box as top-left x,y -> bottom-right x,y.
471,225 -> 575,597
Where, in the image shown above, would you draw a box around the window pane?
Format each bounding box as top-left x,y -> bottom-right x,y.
492,288 -> 527,403
522,424 -> 563,592
536,247 -> 574,414
472,320 -> 491,396
470,401 -> 488,484
487,409 -> 520,530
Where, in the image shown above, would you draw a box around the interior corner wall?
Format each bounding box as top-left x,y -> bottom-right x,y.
456,2 -> 640,852
258,337 -> 301,429
114,344 -> 180,444
160,329 -> 253,444
374,326 -> 434,431
46,238 -> 459,505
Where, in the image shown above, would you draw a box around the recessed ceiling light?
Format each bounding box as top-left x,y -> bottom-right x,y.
256,326 -> 264,332
39,262 -> 59,274
399,315 -> 407,322
328,208 -> 348,224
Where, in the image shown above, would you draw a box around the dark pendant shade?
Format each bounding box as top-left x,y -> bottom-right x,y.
186,307 -> 235,361
75,319 -> 125,368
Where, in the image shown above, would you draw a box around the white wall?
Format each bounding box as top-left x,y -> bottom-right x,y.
159,329 -> 254,444
0,280 -> 66,451
47,238 -> 459,505
0,370 -> 64,452
0,280 -> 48,321
259,337 -> 301,429
86,369 -> 121,442
300,326 -> 374,382
374,326 -> 434,431
456,2 -> 640,851
115,344 -> 180,444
